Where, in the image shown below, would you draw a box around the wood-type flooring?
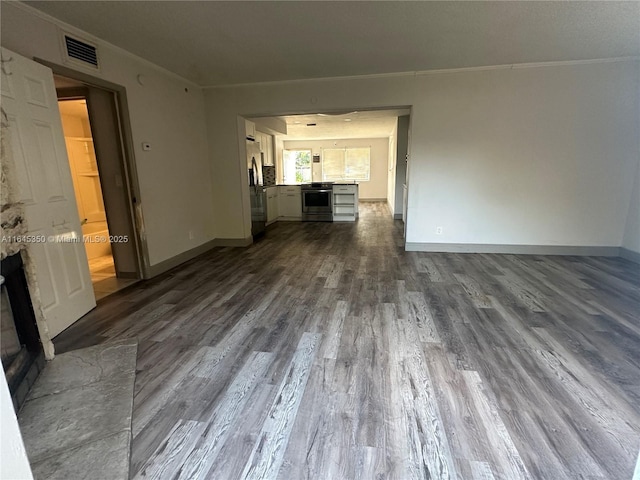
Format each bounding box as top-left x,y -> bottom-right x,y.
54,202 -> 640,480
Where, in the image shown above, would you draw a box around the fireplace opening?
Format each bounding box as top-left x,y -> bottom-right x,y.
1,252 -> 45,411
1,282 -> 21,364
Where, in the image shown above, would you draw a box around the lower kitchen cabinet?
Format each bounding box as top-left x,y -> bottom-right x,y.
266,187 -> 279,225
278,186 -> 302,219
333,184 -> 358,221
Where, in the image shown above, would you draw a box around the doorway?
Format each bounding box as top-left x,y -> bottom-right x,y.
58,98 -> 123,299
54,74 -> 143,300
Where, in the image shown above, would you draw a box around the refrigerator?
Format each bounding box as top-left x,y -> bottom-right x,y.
247,139 -> 266,237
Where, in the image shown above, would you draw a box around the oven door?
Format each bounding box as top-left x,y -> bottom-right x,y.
302,189 -> 332,213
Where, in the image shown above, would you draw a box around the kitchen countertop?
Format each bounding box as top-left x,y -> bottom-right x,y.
275,182 -> 358,186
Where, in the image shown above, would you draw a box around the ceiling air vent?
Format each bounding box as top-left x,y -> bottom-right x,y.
63,34 -> 99,69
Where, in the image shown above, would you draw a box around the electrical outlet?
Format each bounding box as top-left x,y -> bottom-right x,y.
436,226 -> 443,235
188,230 -> 194,240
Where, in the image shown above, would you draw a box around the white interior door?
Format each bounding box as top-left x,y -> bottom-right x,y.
1,48 -> 96,338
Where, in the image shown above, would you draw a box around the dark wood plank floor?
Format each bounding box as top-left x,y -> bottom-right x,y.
55,202 -> 640,480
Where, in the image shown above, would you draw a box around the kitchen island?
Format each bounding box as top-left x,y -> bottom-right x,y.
332,183 -> 359,221
267,183 -> 359,223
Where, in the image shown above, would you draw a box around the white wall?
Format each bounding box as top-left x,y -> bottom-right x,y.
12,0 -> 634,251
623,160 -> 640,254
204,60 -> 640,248
283,138 -> 389,199
622,70 -> 640,256
0,373 -> 33,480
1,3 -> 215,267
408,64 -> 639,247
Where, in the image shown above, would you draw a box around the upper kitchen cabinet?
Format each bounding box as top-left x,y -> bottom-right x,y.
257,131 -> 274,166
245,120 -> 256,140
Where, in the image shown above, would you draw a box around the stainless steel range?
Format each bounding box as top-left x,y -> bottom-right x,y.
301,182 -> 333,222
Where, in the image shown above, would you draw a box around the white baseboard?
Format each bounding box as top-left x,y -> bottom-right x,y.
404,243 -> 621,257
144,236 -> 251,278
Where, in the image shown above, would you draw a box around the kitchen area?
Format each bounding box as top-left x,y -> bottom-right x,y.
245,109 -> 409,238
246,118 -> 361,237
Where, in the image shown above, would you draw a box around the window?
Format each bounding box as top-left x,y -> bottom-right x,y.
322,147 -> 370,182
283,149 -> 312,184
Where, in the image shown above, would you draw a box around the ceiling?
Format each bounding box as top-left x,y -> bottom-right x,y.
24,1 -> 640,87
262,109 -> 409,141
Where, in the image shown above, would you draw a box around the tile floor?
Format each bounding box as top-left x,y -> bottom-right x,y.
88,255 -> 137,301
18,339 -> 138,480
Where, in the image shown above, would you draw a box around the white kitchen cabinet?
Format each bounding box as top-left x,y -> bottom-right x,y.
278,186 -> 302,219
257,132 -> 274,166
245,119 -> 256,140
333,184 -> 358,222
264,134 -> 274,166
266,187 -> 279,225
257,132 -> 265,154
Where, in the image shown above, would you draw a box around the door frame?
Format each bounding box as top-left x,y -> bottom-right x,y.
35,58 -> 149,278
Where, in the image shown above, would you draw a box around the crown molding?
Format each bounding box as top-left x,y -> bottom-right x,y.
205,70 -> 419,89
206,56 -> 640,89
9,1 -> 638,91
8,1 -> 201,88
415,56 -> 640,77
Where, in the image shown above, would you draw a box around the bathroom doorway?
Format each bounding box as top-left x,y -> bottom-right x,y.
58,98 -> 122,299
54,72 -> 143,300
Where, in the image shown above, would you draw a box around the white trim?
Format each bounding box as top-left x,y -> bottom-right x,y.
10,2 -> 200,88
415,56 -> 640,77
207,70 -> 419,89
404,243 -> 621,257
143,238 -> 229,278
205,56 -> 640,89
144,236 -> 260,279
